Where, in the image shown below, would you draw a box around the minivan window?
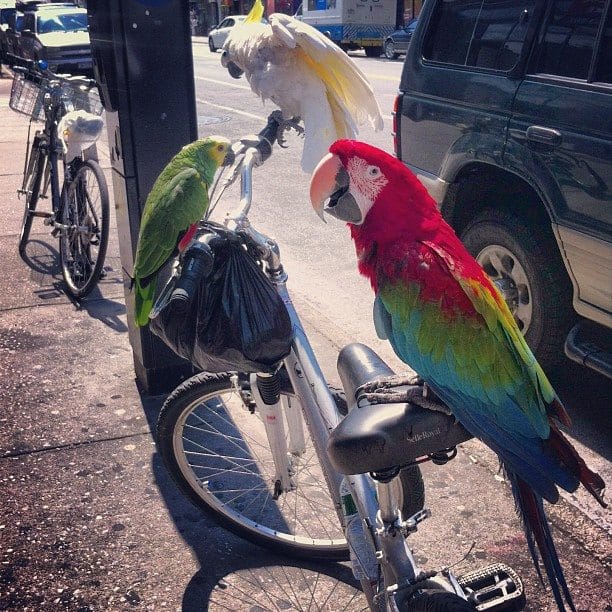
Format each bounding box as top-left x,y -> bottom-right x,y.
595,7 -> 611,83
533,0 -> 604,80
423,0 -> 536,72
0,8 -> 16,25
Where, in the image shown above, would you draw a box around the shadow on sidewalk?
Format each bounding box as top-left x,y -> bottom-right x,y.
17,237 -> 128,331
138,388 -> 362,610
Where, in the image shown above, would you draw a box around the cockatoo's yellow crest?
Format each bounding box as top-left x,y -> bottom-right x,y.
246,0 -> 264,24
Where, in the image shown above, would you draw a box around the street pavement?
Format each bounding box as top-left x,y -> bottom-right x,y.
0,57 -> 610,612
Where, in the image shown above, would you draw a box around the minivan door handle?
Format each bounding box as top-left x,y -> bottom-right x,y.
526,126 -> 562,147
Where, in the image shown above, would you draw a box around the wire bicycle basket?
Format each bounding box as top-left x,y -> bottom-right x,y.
9,72 -> 47,121
10,71 -> 104,121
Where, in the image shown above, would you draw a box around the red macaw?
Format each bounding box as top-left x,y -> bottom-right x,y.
310,140 -> 606,612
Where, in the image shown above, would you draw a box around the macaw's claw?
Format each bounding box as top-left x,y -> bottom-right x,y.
357,375 -> 454,417
358,373 -> 423,393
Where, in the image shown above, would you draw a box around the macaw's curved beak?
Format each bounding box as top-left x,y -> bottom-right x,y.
309,153 -> 362,224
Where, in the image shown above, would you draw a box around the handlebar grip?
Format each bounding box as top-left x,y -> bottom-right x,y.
168,242 -> 214,314
256,114 -> 283,161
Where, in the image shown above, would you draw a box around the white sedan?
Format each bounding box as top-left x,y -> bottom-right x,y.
208,16 -> 247,52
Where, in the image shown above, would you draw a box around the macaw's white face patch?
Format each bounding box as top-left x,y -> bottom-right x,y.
347,156 -> 388,216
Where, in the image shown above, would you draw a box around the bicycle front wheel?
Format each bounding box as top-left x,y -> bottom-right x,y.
156,371 -> 349,560
59,159 -> 109,299
18,142 -> 46,255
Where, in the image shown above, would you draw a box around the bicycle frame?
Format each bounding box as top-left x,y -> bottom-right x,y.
20,74 -> 97,232
223,146 -> 423,610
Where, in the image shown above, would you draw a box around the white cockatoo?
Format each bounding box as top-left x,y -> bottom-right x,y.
57,110 -> 105,162
220,0 -> 383,173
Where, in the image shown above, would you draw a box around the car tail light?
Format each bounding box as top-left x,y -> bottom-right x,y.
393,94 -> 400,159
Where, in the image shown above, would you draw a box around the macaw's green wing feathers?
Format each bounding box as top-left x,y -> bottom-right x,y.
423,239 -> 565,425
376,242 -> 580,501
134,168 -> 209,282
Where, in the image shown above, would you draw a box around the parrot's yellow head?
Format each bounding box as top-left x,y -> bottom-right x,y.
197,136 -> 234,169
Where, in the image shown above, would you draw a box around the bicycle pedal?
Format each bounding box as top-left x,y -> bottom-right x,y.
457,563 -> 525,611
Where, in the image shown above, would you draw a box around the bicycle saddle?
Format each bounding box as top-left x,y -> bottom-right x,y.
328,343 -> 472,475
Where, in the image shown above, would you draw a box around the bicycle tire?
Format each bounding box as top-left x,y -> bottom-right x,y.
406,591 -> 476,611
18,142 -> 45,255
399,464 -> 425,519
59,159 -> 110,299
156,370 -> 350,560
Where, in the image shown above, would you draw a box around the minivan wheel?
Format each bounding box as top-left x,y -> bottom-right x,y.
384,40 -> 399,59
460,208 -> 575,374
208,37 -> 216,52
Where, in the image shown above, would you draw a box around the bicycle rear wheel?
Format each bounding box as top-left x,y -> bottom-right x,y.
156,371 -> 349,560
59,159 -> 109,299
18,141 -> 46,255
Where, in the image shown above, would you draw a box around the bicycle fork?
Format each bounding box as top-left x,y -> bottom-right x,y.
249,372 -> 307,498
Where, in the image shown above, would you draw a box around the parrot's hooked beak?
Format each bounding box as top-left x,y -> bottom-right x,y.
220,50 -> 244,79
309,153 -> 362,224
222,147 -> 236,166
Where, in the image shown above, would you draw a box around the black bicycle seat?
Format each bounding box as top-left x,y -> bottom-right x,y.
328,343 -> 472,475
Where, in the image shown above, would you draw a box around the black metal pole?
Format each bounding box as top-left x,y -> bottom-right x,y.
87,0 -> 197,394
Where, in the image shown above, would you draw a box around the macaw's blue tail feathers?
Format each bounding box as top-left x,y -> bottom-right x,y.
509,472 -> 576,612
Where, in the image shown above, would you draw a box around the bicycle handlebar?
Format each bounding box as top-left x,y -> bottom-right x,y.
166,113 -> 293,312
168,239 -> 215,314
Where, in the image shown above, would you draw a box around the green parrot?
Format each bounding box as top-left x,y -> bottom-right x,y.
132,136 -> 233,327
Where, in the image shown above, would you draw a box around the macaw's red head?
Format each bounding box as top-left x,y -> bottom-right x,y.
309,140 -> 441,244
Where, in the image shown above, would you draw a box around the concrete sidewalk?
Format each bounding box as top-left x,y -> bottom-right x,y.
0,65 -> 610,612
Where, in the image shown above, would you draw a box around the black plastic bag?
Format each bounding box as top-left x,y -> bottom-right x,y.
149,224 -> 294,374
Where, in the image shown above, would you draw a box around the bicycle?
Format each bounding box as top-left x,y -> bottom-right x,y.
155,113 -> 526,611
9,61 -> 110,299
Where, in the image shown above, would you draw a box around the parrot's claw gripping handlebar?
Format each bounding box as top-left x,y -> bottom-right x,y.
229,111 -> 303,160
211,112 -> 304,218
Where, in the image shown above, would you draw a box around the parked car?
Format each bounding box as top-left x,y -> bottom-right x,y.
395,0 -> 612,378
0,1 -> 16,65
208,15 -> 247,53
11,2 -> 92,74
383,18 -> 417,60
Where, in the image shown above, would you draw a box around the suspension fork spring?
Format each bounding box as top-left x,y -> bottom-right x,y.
256,372 -> 281,405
